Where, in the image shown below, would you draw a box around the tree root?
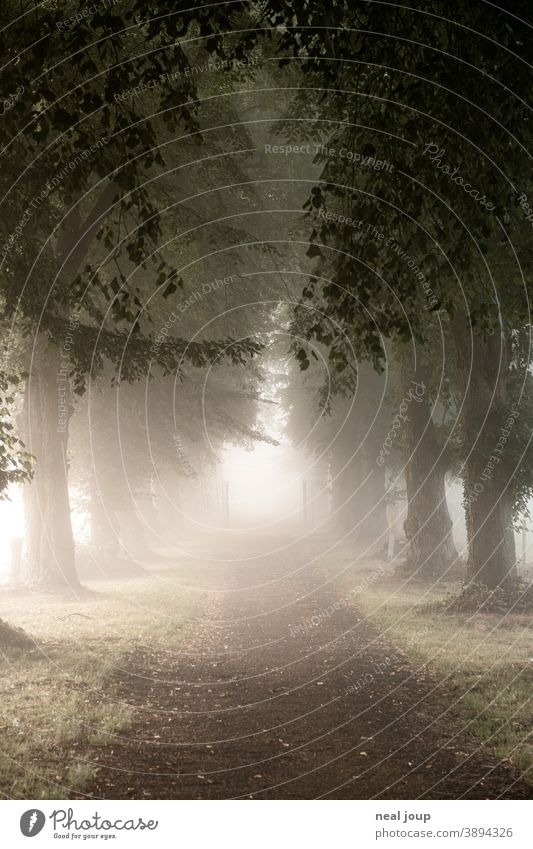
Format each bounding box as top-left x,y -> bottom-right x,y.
430,581 -> 533,614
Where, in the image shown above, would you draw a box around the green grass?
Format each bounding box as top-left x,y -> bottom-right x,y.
0,557 -> 207,798
324,549 -> 533,783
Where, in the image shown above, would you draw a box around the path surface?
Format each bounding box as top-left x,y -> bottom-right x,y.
86,535 -> 531,799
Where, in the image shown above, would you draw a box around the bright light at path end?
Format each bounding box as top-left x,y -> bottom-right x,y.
222,443 -> 301,526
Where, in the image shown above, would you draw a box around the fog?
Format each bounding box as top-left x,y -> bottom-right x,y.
0,0 -> 532,809
1,437 -> 532,581
222,444 -> 303,528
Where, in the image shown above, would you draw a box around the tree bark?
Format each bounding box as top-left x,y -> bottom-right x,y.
457,328 -> 517,591
329,364 -> 388,543
20,182 -> 120,589
333,452 -> 388,541
22,342 -> 79,590
89,475 -> 121,558
463,449 -> 516,591
402,384 -> 458,576
22,351 -> 150,584
156,468 -> 186,541
116,502 -> 150,560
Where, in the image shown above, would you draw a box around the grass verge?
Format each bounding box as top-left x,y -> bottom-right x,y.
0,556 -> 206,798
326,549 -> 533,783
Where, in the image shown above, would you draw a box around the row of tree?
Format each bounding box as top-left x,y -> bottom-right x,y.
0,1 -> 532,607
0,1 -> 276,591
269,0 -> 533,593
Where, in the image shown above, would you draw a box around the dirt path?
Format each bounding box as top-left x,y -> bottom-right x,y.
86,535 -> 531,799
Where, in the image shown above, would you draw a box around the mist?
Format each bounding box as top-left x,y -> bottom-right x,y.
0,0 -> 531,816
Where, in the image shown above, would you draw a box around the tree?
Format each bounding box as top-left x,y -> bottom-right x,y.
396,349 -> 458,577
259,0 -> 533,592
0,0 -> 260,589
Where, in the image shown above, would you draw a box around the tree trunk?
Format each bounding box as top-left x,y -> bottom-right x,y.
329,364 -> 388,543
354,456 -> 388,541
19,183 -> 120,589
156,469 -> 185,541
89,475 -> 121,558
116,502 -> 150,560
22,341 -> 80,591
402,385 -> 458,576
330,452 -> 358,534
463,450 -> 516,591
334,452 -> 388,542
458,329 -> 517,591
